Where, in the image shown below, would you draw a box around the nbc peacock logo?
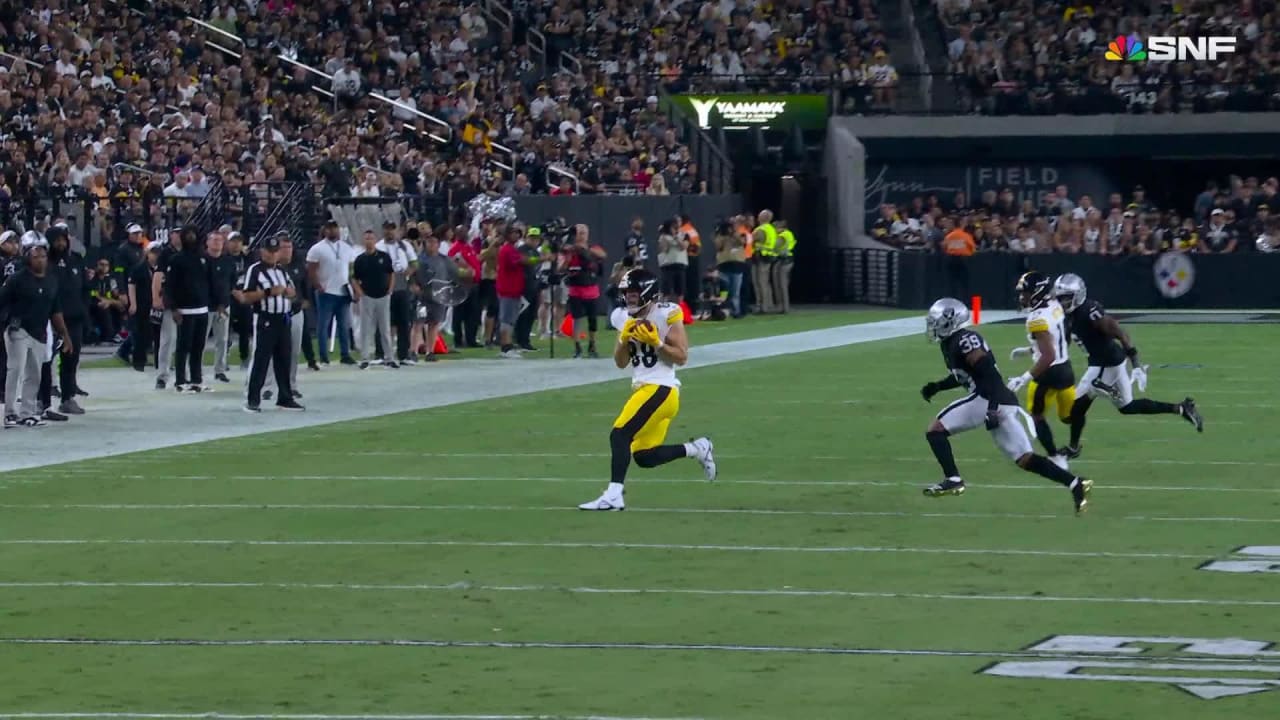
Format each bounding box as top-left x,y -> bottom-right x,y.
1106,34 -> 1147,61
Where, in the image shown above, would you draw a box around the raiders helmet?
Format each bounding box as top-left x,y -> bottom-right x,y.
1015,271 -> 1053,311
619,268 -> 660,317
1052,273 -> 1087,312
925,297 -> 971,342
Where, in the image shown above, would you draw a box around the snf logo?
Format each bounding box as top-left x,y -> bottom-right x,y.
1106,34 -> 1237,62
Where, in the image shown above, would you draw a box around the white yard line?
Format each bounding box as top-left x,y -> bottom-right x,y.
0,715 -> 699,720
8,581 -> 1278,608
2,502 -> 1277,524
2,315 -> 990,474
0,538 -> 1206,560
13,473 -> 1277,493
5,637 -> 1280,655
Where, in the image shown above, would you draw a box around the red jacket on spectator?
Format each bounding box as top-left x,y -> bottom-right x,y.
497,241 -> 525,298
448,241 -> 481,282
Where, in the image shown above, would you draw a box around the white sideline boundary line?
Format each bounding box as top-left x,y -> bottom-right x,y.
4,502 -> 1278,524
5,580 -> 1279,607
7,638 -> 1280,657
0,538 -> 1208,560
0,715 -> 699,720
20,473 -> 1279,494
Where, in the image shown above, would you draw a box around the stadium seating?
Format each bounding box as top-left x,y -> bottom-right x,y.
933,0 -> 1280,115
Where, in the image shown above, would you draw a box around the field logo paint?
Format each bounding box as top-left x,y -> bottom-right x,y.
1201,546 -> 1280,574
983,635 -> 1280,700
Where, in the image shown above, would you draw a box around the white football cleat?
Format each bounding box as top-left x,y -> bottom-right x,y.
1051,454 -> 1069,471
689,437 -> 717,481
578,491 -> 625,511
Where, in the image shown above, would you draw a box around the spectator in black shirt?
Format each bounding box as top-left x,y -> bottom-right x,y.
1201,208 -> 1239,253
205,231 -> 238,384
48,227 -> 88,416
113,224 -> 146,286
350,230 -> 396,370
624,217 -> 649,268
1,243 -> 73,427
88,257 -> 125,345
127,244 -> 161,372
162,227 -> 212,392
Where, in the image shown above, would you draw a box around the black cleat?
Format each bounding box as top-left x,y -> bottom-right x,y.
1180,398 -> 1204,433
215,373 -> 231,383
243,403 -> 261,414
1071,477 -> 1093,515
155,378 -> 166,391
923,478 -> 966,497
1060,445 -> 1082,460
276,400 -> 305,412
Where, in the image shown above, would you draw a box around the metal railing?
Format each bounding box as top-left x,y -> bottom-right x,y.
657,87 -> 735,195
560,51 -> 582,76
527,28 -> 548,74
546,165 -> 581,193
0,51 -> 42,69
483,0 -> 513,30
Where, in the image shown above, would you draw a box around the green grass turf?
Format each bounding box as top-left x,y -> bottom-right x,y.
77,306 -> 914,369
2,319 -> 1278,719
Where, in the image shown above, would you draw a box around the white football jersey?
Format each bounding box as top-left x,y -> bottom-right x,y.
1025,299 -> 1070,367
610,302 -> 683,389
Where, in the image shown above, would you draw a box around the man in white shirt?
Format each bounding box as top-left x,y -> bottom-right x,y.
305,221 -> 357,365
55,50 -> 78,78
67,153 -> 98,190
163,173 -> 190,198
185,168 -> 212,198
376,221 -> 420,364
332,60 -> 363,105
391,87 -> 418,122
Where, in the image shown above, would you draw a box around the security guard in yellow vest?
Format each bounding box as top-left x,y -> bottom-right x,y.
774,220 -> 796,313
751,210 -> 779,313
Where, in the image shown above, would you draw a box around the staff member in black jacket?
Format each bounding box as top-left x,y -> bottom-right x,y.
162,226 -> 212,393
235,235 -> 304,413
48,226 -> 88,415
1,242 -> 73,427
127,243 -> 161,372
226,231 -> 255,369
0,230 -> 20,401
152,229 -> 183,389
206,230 -> 237,383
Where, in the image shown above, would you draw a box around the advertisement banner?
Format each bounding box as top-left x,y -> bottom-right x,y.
862,163 -> 1117,218
668,94 -> 829,130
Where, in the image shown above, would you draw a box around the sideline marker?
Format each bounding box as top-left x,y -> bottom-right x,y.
971,295 -> 982,325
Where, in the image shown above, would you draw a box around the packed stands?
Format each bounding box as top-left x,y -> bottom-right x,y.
934,0 -> 1280,115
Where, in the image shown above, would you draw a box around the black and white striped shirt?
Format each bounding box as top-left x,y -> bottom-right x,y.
241,261 -> 293,315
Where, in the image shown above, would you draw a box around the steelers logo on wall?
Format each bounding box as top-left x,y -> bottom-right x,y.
1153,252 -> 1195,299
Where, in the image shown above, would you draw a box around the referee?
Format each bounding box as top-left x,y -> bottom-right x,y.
234,235 -> 304,413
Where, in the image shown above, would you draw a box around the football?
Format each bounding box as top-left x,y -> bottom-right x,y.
635,320 -> 655,333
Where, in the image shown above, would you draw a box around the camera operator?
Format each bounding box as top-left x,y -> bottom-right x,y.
48,226 -> 89,415
206,230 -> 238,383
2,242 -> 74,427
517,226 -> 553,352
163,226 -> 212,393
537,219 -> 568,341
126,243 -> 161,372
560,224 -> 607,358
414,233 -> 457,362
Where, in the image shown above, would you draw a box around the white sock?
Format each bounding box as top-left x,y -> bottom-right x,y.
947,476 -> 962,483
683,441 -> 697,456
607,482 -> 625,497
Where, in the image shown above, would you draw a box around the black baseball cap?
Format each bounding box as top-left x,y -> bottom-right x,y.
260,235 -> 282,251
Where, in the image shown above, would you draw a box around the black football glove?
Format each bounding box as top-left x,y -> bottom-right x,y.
984,407 -> 1001,430
921,382 -> 940,403
1126,346 -> 1140,366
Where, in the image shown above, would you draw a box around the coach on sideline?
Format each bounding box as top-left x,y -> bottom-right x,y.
1,241 -> 74,427
235,235 -> 303,413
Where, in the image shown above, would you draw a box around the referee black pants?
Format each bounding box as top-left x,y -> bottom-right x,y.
247,313 -> 294,407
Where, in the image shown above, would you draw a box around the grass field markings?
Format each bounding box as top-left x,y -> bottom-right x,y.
141,449 -> 1278,465
0,538 -> 1214,560
5,637 -> 1280,658
21,473 -> 1280,494
0,714 -> 701,720
2,502 -> 1278,524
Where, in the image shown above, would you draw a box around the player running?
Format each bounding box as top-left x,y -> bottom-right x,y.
921,297 -> 1092,514
1051,273 -> 1203,457
578,268 -> 716,511
1006,271 -> 1075,469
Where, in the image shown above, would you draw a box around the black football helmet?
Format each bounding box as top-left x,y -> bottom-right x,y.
1016,271 -> 1053,311
619,268 -> 660,317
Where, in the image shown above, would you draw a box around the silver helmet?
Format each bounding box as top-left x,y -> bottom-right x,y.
1053,273 -> 1087,311
1257,234 -> 1276,253
925,297 -> 971,342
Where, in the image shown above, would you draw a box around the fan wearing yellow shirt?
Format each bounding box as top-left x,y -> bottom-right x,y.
578,268 -> 717,511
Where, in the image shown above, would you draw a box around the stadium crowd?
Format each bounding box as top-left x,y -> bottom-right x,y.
935,0 -> 1280,115
872,175 -> 1280,254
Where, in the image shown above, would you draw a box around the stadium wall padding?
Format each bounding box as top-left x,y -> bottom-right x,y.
891,252 -> 1280,310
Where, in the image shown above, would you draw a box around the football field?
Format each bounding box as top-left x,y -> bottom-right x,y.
1,312 -> 1278,720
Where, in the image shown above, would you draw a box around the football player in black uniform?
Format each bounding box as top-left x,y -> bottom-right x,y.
921,297 -> 1092,514
1052,274 -> 1203,457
